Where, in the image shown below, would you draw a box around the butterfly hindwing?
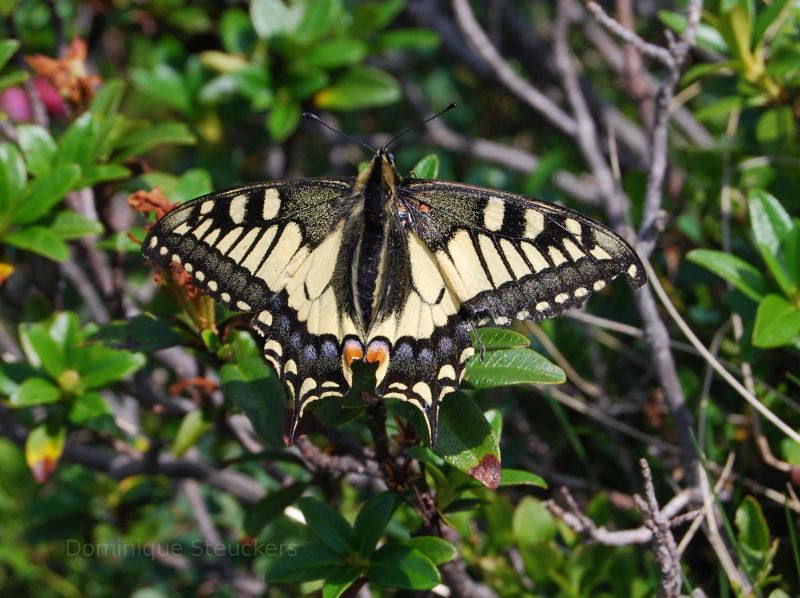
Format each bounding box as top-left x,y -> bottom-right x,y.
143,178 -> 362,436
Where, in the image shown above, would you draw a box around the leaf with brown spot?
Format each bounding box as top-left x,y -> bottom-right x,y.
434,393 -> 501,489
469,454 -> 501,489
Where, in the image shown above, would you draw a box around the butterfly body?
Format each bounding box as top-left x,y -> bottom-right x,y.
143,149 -> 646,445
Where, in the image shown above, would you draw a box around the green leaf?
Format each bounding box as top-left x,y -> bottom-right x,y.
749,190 -> 792,256
286,66 -> 329,100
0,69 -> 28,91
81,164 -> 131,187
658,10 -> 729,53
115,122 -> 196,160
756,106 -> 795,143
267,97 -> 301,141
9,165 -> 82,227
466,348 -> 565,388
173,168 -> 213,201
322,570 -> 360,598
266,541 -> 344,583
0,142 -> 26,209
49,211 -> 104,240
221,9 -> 258,54
131,65 -> 195,117
172,409 -> 212,457
474,327 -> 530,350
56,112 -> 96,169
0,39 -> 20,70
92,313 -> 186,352
19,323 -> 65,378
435,393 -> 501,489
486,407 -> 502,441
296,497 -> 354,555
244,482 -> 308,536
352,492 -> 399,556
686,249 -> 771,301
316,66 -> 400,110
736,495 -> 770,553
295,0 -> 334,41
3,226 -> 70,262
405,537 -> 457,566
368,544 -> 440,590
90,79 -> 125,116
753,294 -> 800,348
304,39 -> 366,68
512,496 -> 556,545
411,154 -> 439,179
753,0 -> 790,42
9,377 -> 61,407
16,125 -> 57,178
220,357 -> 284,446
68,392 -> 113,430
250,0 -> 301,39
76,347 -> 146,390
354,0 -> 404,31
377,29 -> 441,51
499,468 -> 548,488
749,190 -> 795,295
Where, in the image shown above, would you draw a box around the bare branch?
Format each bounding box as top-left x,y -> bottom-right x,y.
586,2 -> 675,66
636,459 -> 682,597
452,0 -> 578,137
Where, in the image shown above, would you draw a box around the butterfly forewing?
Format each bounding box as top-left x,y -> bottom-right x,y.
143,178 -> 363,432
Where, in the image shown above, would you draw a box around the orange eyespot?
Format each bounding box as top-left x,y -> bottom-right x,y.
365,341 -> 390,368
343,339 -> 364,367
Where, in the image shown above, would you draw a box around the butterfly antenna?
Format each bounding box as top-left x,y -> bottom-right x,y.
302,112 -> 376,153
383,103 -> 457,151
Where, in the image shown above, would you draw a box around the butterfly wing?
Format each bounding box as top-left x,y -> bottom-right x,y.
368,179 -> 646,443
142,179 -> 362,438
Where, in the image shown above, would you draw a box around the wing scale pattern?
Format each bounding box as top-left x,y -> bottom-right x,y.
143,157 -> 646,445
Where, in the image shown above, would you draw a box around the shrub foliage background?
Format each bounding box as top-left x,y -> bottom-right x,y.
1,0 -> 799,596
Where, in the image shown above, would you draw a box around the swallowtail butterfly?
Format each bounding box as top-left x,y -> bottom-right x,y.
143,134 -> 646,445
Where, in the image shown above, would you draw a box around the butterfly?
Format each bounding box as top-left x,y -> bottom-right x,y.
142,134 -> 646,445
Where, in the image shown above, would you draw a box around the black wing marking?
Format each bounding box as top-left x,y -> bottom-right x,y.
142,178 -> 361,439
366,179 -> 646,443
401,178 -> 646,323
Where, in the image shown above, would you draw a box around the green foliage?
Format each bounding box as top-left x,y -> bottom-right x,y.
688,189 -> 800,348
1,0 -> 799,596
266,492 -> 450,593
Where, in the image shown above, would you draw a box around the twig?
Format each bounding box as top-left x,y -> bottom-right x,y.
697,453 -> 754,593
554,0 -> 697,479
635,0 -> 703,255
635,459 -> 682,597
403,81 -> 604,205
294,436 -> 383,479
63,443 -> 266,504
440,526 -> 500,598
547,485 -> 696,546
553,0 -> 629,230
182,478 -> 234,580
586,2 -> 674,66
452,0 -> 578,137
645,260 -> 800,445
543,386 -> 680,455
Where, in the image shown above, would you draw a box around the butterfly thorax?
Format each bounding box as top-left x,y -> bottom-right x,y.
350,152 -> 401,330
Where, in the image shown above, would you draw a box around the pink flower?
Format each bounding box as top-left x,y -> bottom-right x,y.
0,86 -> 33,121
